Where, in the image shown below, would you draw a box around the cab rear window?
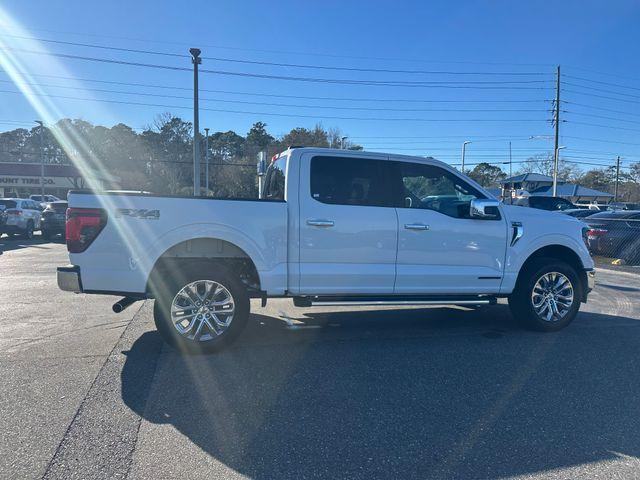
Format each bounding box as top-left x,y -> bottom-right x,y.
263,156 -> 287,201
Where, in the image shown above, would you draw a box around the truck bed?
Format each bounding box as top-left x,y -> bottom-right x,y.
66,191 -> 288,296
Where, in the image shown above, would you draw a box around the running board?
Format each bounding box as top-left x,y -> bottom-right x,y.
293,295 -> 497,308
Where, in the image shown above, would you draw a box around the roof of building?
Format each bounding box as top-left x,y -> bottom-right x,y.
530,184 -> 614,198
500,173 -> 554,184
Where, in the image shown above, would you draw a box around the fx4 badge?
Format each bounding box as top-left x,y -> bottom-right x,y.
115,208 -> 160,220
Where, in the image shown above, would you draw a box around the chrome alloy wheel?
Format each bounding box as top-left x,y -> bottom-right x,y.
531,272 -> 574,322
170,280 -> 235,342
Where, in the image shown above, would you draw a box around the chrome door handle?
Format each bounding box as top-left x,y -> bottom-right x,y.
307,219 -> 335,227
404,223 -> 429,231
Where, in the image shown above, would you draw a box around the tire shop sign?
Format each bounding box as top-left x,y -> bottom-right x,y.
0,175 -> 77,188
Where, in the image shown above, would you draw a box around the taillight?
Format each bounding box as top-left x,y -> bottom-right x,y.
6,209 -> 21,216
586,227 -> 607,240
66,207 -> 107,253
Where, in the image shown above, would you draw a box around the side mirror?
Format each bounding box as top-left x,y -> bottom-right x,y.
470,198 -> 501,219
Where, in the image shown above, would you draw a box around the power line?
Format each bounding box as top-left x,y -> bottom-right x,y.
0,27 -> 555,67
563,81 -> 640,100
565,65 -> 640,85
566,120 -> 640,134
0,47 -> 555,89
0,79 -> 550,114
563,135 -> 640,148
563,74 -> 640,92
0,88 -> 549,123
0,34 -> 554,76
565,111 -> 640,126
563,88 -> 640,105
564,101 -> 640,118
0,70 -> 552,103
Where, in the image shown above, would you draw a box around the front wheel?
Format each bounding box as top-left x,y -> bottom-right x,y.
508,258 -> 581,332
153,266 -> 250,353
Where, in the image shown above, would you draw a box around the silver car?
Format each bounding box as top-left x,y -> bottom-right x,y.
0,198 -> 42,239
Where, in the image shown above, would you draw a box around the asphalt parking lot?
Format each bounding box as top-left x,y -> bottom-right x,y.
2,237 -> 640,479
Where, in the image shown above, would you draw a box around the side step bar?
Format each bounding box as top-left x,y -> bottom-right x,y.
293,295 -> 497,308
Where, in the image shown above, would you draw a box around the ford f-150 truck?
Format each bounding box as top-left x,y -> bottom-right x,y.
57,147 -> 595,352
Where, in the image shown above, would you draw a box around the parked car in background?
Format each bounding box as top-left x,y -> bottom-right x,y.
40,200 -> 68,240
0,204 -> 7,235
563,208 -> 598,219
30,194 -> 61,207
585,210 -> 640,265
515,196 -> 576,212
608,202 -> 640,211
0,198 -> 42,239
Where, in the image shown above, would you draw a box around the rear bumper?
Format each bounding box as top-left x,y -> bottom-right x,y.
57,265 -> 83,293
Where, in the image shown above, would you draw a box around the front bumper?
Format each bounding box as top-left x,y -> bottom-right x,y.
57,265 -> 82,293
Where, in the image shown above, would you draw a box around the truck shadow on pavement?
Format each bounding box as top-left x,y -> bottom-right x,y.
0,236 -> 55,253
122,305 -> 640,479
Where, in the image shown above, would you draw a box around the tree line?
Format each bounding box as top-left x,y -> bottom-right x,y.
1,114 -> 638,201
0,115 -> 361,198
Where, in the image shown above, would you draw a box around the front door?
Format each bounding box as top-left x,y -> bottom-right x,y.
392,160 -> 507,294
298,153 -> 398,294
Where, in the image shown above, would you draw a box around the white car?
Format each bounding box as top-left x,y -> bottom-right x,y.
57,147 -> 595,353
30,194 -> 61,208
0,198 -> 42,239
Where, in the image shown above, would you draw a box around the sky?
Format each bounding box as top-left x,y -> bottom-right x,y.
0,0 -> 639,173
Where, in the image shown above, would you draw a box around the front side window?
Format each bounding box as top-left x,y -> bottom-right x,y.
263,156 -> 287,201
310,156 -> 390,207
396,162 -> 484,218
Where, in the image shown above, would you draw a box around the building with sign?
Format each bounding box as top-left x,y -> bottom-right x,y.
0,162 -> 117,199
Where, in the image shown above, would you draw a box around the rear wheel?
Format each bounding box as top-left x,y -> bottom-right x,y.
153,266 -> 250,353
508,258 -> 581,332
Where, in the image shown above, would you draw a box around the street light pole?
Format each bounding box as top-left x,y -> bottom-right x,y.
190,48 -> 201,197
461,141 -> 471,172
35,120 -> 44,199
204,128 -> 210,194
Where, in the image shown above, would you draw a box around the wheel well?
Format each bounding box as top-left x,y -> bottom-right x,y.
146,238 -> 261,298
519,245 -> 588,301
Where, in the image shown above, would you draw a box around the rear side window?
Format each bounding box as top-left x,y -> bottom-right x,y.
263,156 -> 287,200
310,156 -> 390,207
52,203 -> 68,213
0,200 -> 17,209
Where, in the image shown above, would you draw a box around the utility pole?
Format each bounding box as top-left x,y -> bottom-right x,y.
35,120 -> 44,199
461,140 -> 471,172
552,65 -> 561,197
614,156 -> 621,201
204,128 -> 210,194
190,48 -> 201,196
508,141 -> 512,178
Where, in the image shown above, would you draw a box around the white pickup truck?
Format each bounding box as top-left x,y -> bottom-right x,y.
58,147 -> 595,352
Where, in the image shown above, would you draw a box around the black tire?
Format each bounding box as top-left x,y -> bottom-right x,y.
508,257 -> 581,332
21,221 -> 34,240
153,265 -> 250,354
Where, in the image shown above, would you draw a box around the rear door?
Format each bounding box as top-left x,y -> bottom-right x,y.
298,152 -> 398,294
